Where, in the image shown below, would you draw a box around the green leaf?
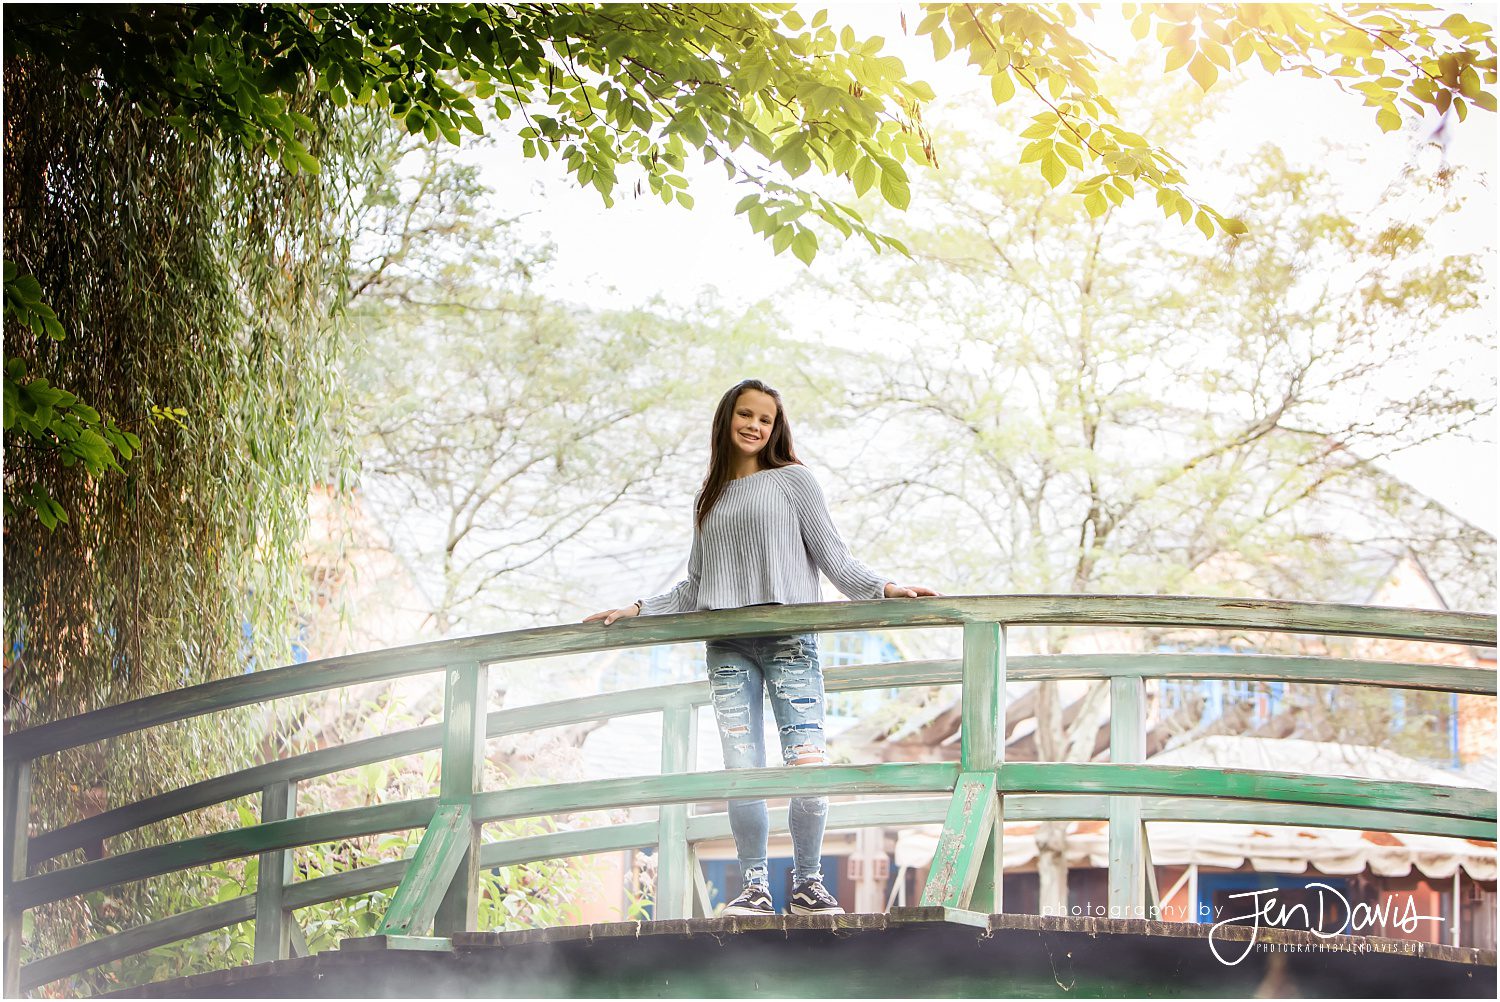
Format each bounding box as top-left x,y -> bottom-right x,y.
851,156 -> 879,197
14,275 -> 42,302
791,228 -> 819,265
878,163 -> 911,209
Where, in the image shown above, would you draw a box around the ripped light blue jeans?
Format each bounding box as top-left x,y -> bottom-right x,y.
704,633 -> 828,888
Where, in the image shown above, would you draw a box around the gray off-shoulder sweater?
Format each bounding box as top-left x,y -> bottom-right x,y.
638,464 -> 889,615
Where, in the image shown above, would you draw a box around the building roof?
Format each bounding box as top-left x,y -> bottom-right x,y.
1148,735 -> 1489,789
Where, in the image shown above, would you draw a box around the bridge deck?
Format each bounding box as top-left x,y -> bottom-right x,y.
104,910 -> 1495,999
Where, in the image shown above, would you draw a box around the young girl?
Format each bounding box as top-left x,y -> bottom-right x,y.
586,378 -> 936,917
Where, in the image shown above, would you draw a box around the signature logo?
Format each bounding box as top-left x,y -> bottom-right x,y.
1208,883 -> 1444,966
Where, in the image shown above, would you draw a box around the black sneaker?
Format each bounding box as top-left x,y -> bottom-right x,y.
789,878 -> 845,915
722,884 -> 775,916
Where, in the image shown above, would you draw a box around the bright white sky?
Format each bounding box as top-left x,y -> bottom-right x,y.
465,2 -> 1498,535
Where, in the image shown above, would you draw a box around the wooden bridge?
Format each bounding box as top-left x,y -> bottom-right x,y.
4,596 -> 1496,997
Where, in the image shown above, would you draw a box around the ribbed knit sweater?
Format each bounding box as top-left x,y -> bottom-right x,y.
638,464 -> 889,616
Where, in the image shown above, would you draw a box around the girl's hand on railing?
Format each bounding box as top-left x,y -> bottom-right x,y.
885,583 -> 941,598
584,601 -> 642,626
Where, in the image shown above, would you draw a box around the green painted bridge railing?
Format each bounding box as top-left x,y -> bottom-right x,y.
3,596 -> 1496,994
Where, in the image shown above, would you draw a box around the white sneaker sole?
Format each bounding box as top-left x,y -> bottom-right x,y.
789,903 -> 845,915
723,905 -> 776,917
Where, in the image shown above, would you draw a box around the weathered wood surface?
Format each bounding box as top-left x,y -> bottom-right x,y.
10,798 -> 438,912
379,804 -> 474,938
681,793 -> 1497,842
8,594 -> 1495,994
471,763 -> 962,824
999,764 -> 1497,824
684,797 -> 948,842
4,759 -> 33,998
105,911 -> 1496,999
1108,675 -> 1147,918
28,724 -> 443,865
342,934 -> 455,952
21,789 -> 1496,992
19,896 -> 256,993
960,623 -> 1005,772
252,780 -> 296,965
919,772 -> 1000,908
31,652 -> 1490,867
10,595 -> 1492,761
433,663 -> 487,938
18,759 -> 1492,917
654,705 -> 696,921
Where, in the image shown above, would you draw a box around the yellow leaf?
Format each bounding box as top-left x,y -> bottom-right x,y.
1195,210 -> 1214,238
1202,39 -> 1232,70
1040,153 -> 1066,188
991,71 -> 1016,104
1460,66 -> 1481,98
1188,51 -> 1219,91
1376,106 -> 1402,132
1164,43 -> 1192,73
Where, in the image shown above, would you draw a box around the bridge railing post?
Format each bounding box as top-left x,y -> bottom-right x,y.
433,661 -> 487,937
4,759 -> 32,996
253,779 -> 297,964
654,703 -> 696,920
1108,674 -> 1147,920
963,621 -> 1006,914
923,621 -> 1007,911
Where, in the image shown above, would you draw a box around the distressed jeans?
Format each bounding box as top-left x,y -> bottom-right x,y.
704,633 -> 828,888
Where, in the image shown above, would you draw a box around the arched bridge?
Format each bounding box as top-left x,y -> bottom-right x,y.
4,596 -> 1496,997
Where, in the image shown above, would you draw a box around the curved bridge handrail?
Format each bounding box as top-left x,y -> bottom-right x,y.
25,652 -> 1496,866
4,595 -> 1495,995
7,595 -> 1494,761
21,788 -> 1495,994
13,756 -> 1494,914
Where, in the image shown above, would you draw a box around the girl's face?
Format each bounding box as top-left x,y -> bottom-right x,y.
730,389 -> 778,460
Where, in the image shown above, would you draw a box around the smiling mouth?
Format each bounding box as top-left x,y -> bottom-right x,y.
739,433 -> 760,443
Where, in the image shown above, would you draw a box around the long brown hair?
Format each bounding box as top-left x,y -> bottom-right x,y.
695,379 -> 801,529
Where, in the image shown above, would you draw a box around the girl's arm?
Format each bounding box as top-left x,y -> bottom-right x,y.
782,465 -> 891,601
